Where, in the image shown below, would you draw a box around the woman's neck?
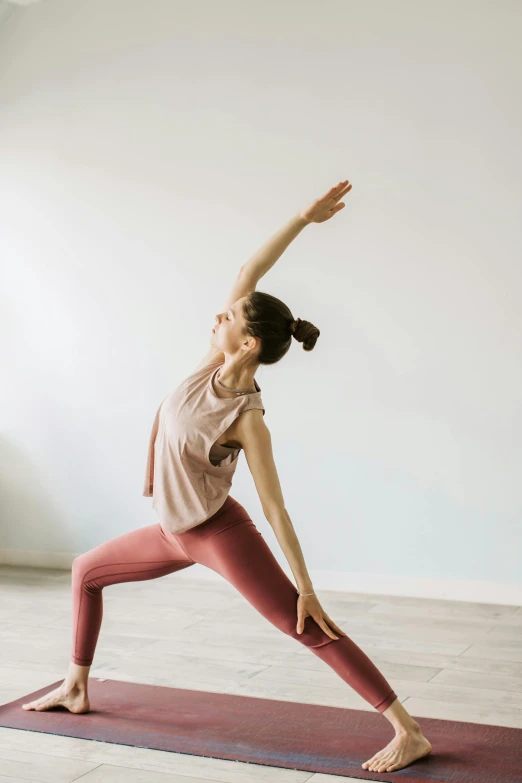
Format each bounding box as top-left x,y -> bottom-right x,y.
217,363 -> 257,393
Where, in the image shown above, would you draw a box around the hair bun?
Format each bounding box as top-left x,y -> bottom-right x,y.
290,317 -> 320,351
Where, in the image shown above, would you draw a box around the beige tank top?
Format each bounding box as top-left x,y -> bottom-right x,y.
143,359 -> 265,533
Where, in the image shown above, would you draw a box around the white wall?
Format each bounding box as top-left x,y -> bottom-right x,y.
1,0 -> 521,602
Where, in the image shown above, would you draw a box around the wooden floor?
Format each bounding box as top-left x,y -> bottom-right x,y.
0,564 -> 521,782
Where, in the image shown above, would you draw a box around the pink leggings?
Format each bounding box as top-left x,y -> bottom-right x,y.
71,495 -> 398,713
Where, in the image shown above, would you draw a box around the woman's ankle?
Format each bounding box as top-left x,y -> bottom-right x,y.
382,698 -> 421,735
396,719 -> 421,736
64,661 -> 91,691
63,678 -> 88,692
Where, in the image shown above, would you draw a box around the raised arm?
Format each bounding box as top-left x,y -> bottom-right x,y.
241,179 -> 352,285
195,178 -> 351,371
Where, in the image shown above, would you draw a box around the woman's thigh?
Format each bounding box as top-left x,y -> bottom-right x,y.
72,521 -> 194,590
175,498 -> 334,649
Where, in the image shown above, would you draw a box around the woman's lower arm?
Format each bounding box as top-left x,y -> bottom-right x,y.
266,508 -> 314,594
241,214 -> 309,283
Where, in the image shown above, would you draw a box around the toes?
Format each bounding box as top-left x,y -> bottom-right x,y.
382,754 -> 400,772
23,697 -> 52,711
375,753 -> 394,772
363,746 -> 397,772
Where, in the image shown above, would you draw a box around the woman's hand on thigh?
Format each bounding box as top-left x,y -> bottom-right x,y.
296,594 -> 347,640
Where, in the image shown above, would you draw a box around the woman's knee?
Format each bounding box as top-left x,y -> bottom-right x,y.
71,552 -> 95,586
71,554 -> 84,573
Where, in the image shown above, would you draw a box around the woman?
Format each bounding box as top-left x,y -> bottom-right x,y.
23,179 -> 431,774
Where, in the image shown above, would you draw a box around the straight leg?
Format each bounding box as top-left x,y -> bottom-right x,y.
178,511 -> 397,713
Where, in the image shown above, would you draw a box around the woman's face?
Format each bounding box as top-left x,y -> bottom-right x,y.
212,297 -> 245,348
211,296 -> 256,358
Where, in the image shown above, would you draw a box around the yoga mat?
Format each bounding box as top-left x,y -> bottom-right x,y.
1,678 -> 521,781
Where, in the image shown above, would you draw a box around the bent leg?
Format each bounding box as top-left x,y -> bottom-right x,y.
188,515 -> 397,713
71,522 -> 194,666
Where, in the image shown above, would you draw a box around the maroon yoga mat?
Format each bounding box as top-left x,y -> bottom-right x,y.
1,678 -> 521,781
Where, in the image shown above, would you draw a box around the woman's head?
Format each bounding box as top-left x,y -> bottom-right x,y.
212,291 -> 320,367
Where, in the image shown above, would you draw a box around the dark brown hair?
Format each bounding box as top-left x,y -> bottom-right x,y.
242,291 -> 320,365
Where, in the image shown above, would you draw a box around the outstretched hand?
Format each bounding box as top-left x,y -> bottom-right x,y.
298,179 -> 352,224
296,593 -> 348,640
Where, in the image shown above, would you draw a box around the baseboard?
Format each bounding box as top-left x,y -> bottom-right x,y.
1,548 -> 520,606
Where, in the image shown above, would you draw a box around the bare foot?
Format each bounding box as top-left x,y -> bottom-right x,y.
362,725 -> 432,773
22,683 -> 90,714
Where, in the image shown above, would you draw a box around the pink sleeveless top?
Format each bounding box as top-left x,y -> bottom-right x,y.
143,359 -> 265,534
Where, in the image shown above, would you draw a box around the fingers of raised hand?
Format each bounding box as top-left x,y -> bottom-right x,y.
329,179 -> 349,196
323,180 -> 352,203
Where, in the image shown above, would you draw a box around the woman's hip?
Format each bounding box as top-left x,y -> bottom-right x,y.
174,494 -> 253,544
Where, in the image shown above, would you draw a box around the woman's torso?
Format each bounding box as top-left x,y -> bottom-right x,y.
208,367 -> 257,460
143,358 -> 264,533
